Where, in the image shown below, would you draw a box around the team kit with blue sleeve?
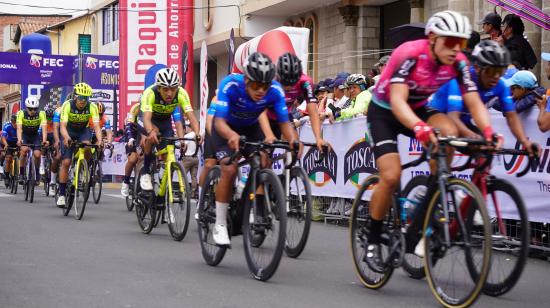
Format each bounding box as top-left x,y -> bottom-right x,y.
428,66 -> 514,130
212,74 -> 289,159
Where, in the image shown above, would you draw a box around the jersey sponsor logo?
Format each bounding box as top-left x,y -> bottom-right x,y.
302,147 -> 338,187
397,59 -> 416,76
222,81 -> 238,94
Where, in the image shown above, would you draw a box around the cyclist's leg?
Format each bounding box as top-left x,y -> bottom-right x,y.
425,109 -> 458,167
198,133 -> 217,188
57,133 -> 75,206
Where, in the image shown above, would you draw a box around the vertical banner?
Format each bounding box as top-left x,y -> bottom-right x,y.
181,42 -> 188,87
227,28 -> 235,74
119,0 -> 187,130
82,54 -> 119,127
20,33 -> 52,109
199,41 -> 208,137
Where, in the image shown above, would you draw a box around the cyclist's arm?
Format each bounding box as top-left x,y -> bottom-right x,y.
184,111 -> 200,137
448,111 -> 479,138
389,83 -> 422,129
175,119 -> 185,139
214,117 -> 238,141
258,111 -> 276,141
206,114 -> 214,136
178,90 -> 200,136
140,90 -> 154,135
103,119 -> 113,144
538,97 -> 550,132
40,112 -> 47,144
1,133 -> 7,148
16,112 -> 23,144
339,91 -> 371,120
462,92 -> 491,133
60,121 -> 70,142
90,105 -> 102,145
504,111 -> 529,143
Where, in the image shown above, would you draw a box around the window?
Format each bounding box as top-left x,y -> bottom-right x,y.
79,34 -> 91,54
102,2 -> 119,45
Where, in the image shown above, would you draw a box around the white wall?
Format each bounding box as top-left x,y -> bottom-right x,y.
194,0 -> 243,43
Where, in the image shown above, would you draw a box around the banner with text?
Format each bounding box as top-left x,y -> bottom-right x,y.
0,52 -> 75,86
82,54 -> 119,127
120,0 -> 187,130
298,109 -> 550,223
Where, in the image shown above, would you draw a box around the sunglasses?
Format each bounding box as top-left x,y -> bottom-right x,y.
482,66 -> 507,77
441,36 -> 467,49
510,85 -> 523,91
76,95 -> 89,101
27,107 -> 38,112
247,81 -> 270,91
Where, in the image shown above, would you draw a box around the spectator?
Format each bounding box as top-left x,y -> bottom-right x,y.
542,52 -> 550,82
504,70 -> 546,114
331,74 -> 372,121
537,52 -> 550,132
372,55 -> 390,86
502,63 -> 519,80
463,31 -> 481,62
478,12 -> 502,41
499,14 -> 537,70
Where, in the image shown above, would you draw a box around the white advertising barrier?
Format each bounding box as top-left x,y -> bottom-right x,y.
298,109 -> 550,223
101,142 -> 128,176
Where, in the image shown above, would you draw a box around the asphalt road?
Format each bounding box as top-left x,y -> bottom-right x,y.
1,187 -> 549,308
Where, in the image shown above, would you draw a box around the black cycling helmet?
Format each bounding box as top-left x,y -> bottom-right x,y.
243,52 -> 276,84
44,103 -> 56,118
277,52 -> 302,86
11,114 -> 17,122
472,40 -> 511,67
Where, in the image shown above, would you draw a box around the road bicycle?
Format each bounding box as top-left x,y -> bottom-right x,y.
4,147 -> 20,194
134,136 -> 196,241
62,142 -> 98,220
41,145 -> 54,197
401,143 -> 539,297
21,143 -> 40,204
269,140 -> 326,258
125,147 -> 143,212
86,142 -> 113,204
197,137 -> 288,281
349,134 -> 493,308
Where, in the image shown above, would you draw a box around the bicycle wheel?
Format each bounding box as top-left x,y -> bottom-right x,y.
243,169 -> 286,281
284,166 -> 312,258
166,162 -> 191,241
349,174 -> 394,289
63,184 -> 75,216
73,159 -> 90,220
135,168 -> 156,233
400,175 -> 429,280
478,178 -> 529,296
423,178 -> 491,308
28,159 -> 35,204
197,166 -> 227,266
12,158 -> 19,195
43,156 -> 51,197
126,178 -> 135,211
91,160 -> 103,204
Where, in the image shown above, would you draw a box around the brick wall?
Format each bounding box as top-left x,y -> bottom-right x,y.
359,6 -> 380,76
315,3 -> 346,81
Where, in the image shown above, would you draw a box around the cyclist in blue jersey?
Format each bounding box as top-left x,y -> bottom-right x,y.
429,40 -> 535,154
48,103 -> 63,195
1,114 -> 18,178
211,52 -> 299,245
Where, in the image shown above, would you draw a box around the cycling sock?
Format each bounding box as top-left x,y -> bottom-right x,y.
215,201 -> 229,225
59,183 -> 66,195
255,194 -> 265,217
123,176 -> 130,184
143,154 -> 153,173
369,218 -> 383,245
50,172 -> 56,184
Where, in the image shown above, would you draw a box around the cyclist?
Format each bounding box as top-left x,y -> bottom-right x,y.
57,83 -> 103,207
365,11 -> 497,272
429,40 -> 535,154
272,52 -> 327,151
2,114 -> 18,178
49,103 -> 63,196
89,102 -> 113,146
121,102 -> 142,197
212,52 -> 299,245
139,68 -> 200,191
16,96 -> 48,184
38,104 -> 57,182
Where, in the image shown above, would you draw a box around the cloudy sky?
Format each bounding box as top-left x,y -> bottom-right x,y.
0,0 -> 90,16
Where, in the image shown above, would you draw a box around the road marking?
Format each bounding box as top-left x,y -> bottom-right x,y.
104,193 -> 125,200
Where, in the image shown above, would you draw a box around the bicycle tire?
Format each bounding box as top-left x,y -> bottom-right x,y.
63,185 -> 74,216
92,160 -> 102,204
166,162 -> 191,241
74,159 -> 90,220
24,158 -> 31,201
423,178 -> 491,308
401,175 -> 429,280
12,158 -> 19,195
479,178 -> 529,297
28,162 -> 35,204
135,168 -> 156,233
243,169 -> 286,281
197,166 -> 227,266
284,166 -> 312,258
126,178 -> 135,211
349,174 -> 394,289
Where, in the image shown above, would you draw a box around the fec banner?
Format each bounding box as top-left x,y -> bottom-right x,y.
82,54 -> 119,127
119,0 -> 189,129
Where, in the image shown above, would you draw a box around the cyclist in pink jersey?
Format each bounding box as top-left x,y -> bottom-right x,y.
365,10 -> 498,273
267,52 -> 326,151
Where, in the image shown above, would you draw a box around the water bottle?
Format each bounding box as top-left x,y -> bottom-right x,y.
234,175 -> 248,199
407,186 -> 427,221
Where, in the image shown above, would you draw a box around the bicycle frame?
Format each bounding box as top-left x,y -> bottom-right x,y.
71,147 -> 88,190
155,144 -> 184,204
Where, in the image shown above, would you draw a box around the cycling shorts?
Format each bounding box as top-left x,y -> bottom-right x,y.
367,103 -> 440,160
211,121 -> 264,161
151,117 -> 174,150
22,133 -> 41,148
60,128 -> 91,160
5,141 -> 17,155
202,133 -> 216,160
268,113 -> 294,140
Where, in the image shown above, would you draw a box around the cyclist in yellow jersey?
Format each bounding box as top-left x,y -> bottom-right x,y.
56,82 -> 103,207
16,96 -> 48,183
121,102 -> 143,196
139,68 -> 200,190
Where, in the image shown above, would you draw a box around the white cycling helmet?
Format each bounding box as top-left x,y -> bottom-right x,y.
425,10 -> 471,39
25,96 -> 40,109
155,68 -> 180,87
